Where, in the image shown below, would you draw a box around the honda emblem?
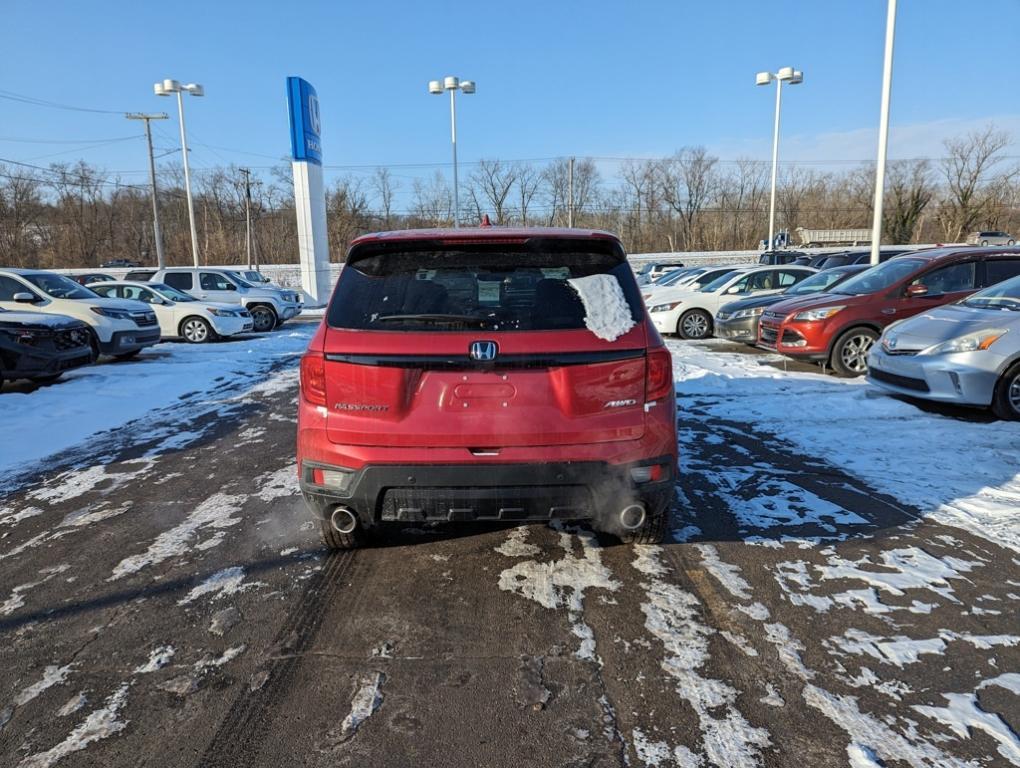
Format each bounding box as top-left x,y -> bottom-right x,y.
469,340 -> 498,361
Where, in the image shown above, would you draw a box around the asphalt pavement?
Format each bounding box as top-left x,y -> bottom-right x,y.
0,337 -> 1016,768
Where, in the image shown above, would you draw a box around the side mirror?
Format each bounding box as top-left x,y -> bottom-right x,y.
905,284 -> 929,298
13,292 -> 38,303
225,283 -> 237,291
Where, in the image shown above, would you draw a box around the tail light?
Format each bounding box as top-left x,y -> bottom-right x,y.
645,346 -> 673,402
300,352 -> 327,406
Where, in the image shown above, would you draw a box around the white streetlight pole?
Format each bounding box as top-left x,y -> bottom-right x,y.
756,67 -> 803,252
429,76 -> 475,228
154,79 -> 204,266
869,0 -> 898,265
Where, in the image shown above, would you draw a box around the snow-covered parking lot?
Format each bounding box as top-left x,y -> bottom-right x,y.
0,325 -> 1017,768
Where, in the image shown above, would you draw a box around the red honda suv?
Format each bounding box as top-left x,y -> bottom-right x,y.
758,246 -> 1020,375
297,228 -> 677,548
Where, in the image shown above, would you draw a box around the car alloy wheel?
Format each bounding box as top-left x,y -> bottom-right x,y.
182,317 -> 211,343
1008,372 -> 1020,416
839,332 -> 875,374
250,306 -> 276,332
679,310 -> 711,339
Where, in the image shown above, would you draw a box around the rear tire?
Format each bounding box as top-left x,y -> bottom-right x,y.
618,504 -> 668,545
677,309 -> 713,340
981,239 -> 989,246
318,519 -> 361,550
1009,240 -> 1015,246
991,362 -> 1020,421
830,327 -> 878,377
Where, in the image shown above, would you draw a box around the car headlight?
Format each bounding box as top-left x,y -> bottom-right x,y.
90,306 -> 132,320
208,308 -> 236,317
919,328 -> 1008,356
732,307 -> 765,320
650,301 -> 682,313
792,305 -> 845,322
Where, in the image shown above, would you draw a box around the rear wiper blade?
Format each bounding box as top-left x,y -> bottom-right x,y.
375,313 -> 496,327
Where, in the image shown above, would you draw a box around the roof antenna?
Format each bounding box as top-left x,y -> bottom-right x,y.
480,214 -> 492,227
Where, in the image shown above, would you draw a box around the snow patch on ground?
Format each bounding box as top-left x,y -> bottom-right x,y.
178,566 -> 250,605
0,326 -> 312,489
498,527 -> 618,661
696,544 -> 752,600
670,340 -> 1020,551
133,646 -> 175,674
568,274 -> 636,341
255,464 -> 299,502
110,492 -> 245,580
337,672 -> 385,743
17,683 -> 129,768
914,691 -> 1020,765
494,526 -> 541,558
632,546 -> 771,768
0,564 -> 69,616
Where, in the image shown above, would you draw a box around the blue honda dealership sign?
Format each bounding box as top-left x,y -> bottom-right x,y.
287,77 -> 322,165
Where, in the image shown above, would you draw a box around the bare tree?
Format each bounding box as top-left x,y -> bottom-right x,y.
937,126 -> 1011,241
372,167 -> 398,228
469,159 -> 516,224
0,165 -> 46,266
411,171 -> 453,226
512,162 -> 542,225
658,147 -> 718,250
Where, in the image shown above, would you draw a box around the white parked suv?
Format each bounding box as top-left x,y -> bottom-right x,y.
88,281 -> 254,343
0,269 -> 160,358
647,265 -> 816,339
149,268 -> 302,333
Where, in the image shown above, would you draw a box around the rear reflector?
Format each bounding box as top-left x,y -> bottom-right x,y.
645,347 -> 673,402
630,464 -> 666,484
311,467 -> 354,491
300,352 -> 327,406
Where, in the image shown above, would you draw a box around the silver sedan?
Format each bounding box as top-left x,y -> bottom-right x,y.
867,275 -> 1020,419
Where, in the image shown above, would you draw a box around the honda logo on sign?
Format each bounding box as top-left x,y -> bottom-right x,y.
469,341 -> 498,361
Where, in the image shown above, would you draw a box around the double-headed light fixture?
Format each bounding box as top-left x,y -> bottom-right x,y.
155,79 -> 204,266
428,76 -> 475,228
756,67 -> 803,253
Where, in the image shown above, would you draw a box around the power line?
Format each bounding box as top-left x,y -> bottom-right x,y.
0,88 -> 129,115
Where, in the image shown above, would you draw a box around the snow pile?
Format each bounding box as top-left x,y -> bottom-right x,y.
178,567 -> 250,605
568,274 -> 636,341
669,340 -> 1020,551
18,684 -> 129,768
0,326 -> 312,485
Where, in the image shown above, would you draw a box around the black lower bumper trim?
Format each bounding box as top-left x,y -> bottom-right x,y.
301,457 -> 675,527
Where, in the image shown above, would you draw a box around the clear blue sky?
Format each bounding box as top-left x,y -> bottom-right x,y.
2,0 -> 1018,206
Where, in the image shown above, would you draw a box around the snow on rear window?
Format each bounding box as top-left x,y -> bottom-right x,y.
568,274 -> 636,341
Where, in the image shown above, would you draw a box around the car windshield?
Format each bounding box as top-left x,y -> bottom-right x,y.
150,283 -> 196,302
962,274 -> 1020,311
328,242 -> 643,332
830,258 -> 926,296
653,269 -> 693,286
786,269 -> 855,295
22,272 -> 99,300
699,271 -> 742,293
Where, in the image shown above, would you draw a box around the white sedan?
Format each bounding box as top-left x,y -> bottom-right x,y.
89,281 -> 254,343
647,265 -> 817,339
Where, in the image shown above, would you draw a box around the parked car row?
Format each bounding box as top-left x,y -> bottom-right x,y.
0,266 -> 302,388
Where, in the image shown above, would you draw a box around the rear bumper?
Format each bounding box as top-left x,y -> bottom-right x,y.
299,455 -> 676,527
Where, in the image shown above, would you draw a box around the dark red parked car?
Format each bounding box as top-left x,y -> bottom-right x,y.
297,227 -> 678,548
758,246 -> 1020,376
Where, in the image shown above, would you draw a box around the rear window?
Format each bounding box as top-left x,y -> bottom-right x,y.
327,241 -> 643,332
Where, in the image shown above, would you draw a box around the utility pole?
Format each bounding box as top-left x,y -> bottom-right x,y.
239,167 -> 253,269
568,156 -> 575,228
126,113 -> 169,268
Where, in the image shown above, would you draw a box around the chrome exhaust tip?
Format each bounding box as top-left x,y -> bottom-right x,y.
330,506 -> 358,535
619,503 -> 646,531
